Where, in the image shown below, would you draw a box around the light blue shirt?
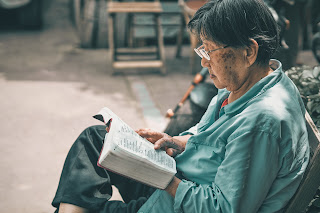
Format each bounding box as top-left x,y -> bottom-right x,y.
138,60 -> 310,213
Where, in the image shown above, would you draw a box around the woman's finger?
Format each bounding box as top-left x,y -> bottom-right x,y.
135,128 -> 151,133
154,137 -> 180,150
146,137 -> 157,144
166,148 -> 179,157
138,130 -> 159,137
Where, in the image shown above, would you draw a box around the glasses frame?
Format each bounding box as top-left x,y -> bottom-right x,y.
194,45 -> 229,60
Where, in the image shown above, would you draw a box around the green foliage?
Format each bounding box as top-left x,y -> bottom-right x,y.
286,66 -> 320,213
285,66 -> 320,130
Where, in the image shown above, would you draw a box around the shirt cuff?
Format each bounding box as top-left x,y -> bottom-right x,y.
173,179 -> 196,213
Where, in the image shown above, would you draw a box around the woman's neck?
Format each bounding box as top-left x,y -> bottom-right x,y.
229,64 -> 273,103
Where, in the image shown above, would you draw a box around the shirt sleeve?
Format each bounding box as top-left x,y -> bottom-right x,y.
179,124 -> 198,136
173,130 -> 281,213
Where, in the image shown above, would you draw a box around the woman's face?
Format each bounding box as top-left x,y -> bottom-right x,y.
201,40 -> 250,92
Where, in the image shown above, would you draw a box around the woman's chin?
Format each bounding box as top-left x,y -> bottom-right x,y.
210,77 -> 222,89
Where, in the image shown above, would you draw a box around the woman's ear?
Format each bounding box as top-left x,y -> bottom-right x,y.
245,39 -> 259,67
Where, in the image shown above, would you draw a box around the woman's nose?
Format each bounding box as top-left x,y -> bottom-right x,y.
201,57 -> 210,68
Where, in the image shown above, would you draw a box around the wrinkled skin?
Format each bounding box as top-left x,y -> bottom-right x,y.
135,128 -> 190,157
201,39 -> 272,103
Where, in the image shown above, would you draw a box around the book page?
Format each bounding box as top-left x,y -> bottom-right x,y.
112,121 -> 176,172
95,107 -> 176,173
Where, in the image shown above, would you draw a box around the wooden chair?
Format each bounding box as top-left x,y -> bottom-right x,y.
283,112 -> 320,213
177,0 -> 207,73
107,0 -> 166,75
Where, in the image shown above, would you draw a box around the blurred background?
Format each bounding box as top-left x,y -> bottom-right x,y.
0,0 -> 319,212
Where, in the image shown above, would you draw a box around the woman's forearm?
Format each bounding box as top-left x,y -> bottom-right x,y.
165,176 -> 182,197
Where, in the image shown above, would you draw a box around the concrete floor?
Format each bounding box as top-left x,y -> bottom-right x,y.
0,0 -> 318,212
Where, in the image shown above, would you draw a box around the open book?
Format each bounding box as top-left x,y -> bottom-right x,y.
93,107 -> 177,189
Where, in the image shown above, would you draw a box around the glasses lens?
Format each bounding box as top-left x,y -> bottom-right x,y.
194,48 -> 203,58
200,49 -> 210,60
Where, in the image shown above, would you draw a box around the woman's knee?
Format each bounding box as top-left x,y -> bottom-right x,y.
79,125 -> 106,144
83,125 -> 107,137
68,125 -> 107,157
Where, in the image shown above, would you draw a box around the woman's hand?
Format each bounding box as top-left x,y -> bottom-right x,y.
136,128 -> 191,157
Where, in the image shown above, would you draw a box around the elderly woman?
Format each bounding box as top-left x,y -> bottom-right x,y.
52,0 -> 310,212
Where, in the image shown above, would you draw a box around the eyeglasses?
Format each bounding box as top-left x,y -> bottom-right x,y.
194,45 -> 229,60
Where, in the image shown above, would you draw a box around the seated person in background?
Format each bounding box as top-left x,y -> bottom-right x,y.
52,0 -> 310,212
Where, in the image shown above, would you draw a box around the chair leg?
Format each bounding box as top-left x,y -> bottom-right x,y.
190,34 -> 199,74
155,14 -> 166,75
176,13 -> 185,58
108,13 -> 116,74
127,14 -> 134,48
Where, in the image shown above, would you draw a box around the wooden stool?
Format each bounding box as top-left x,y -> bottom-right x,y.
107,1 -> 166,75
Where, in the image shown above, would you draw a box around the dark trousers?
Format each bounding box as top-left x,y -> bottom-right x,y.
52,125 -> 156,213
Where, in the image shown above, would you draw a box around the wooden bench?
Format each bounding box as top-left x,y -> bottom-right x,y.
284,112 -> 320,213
